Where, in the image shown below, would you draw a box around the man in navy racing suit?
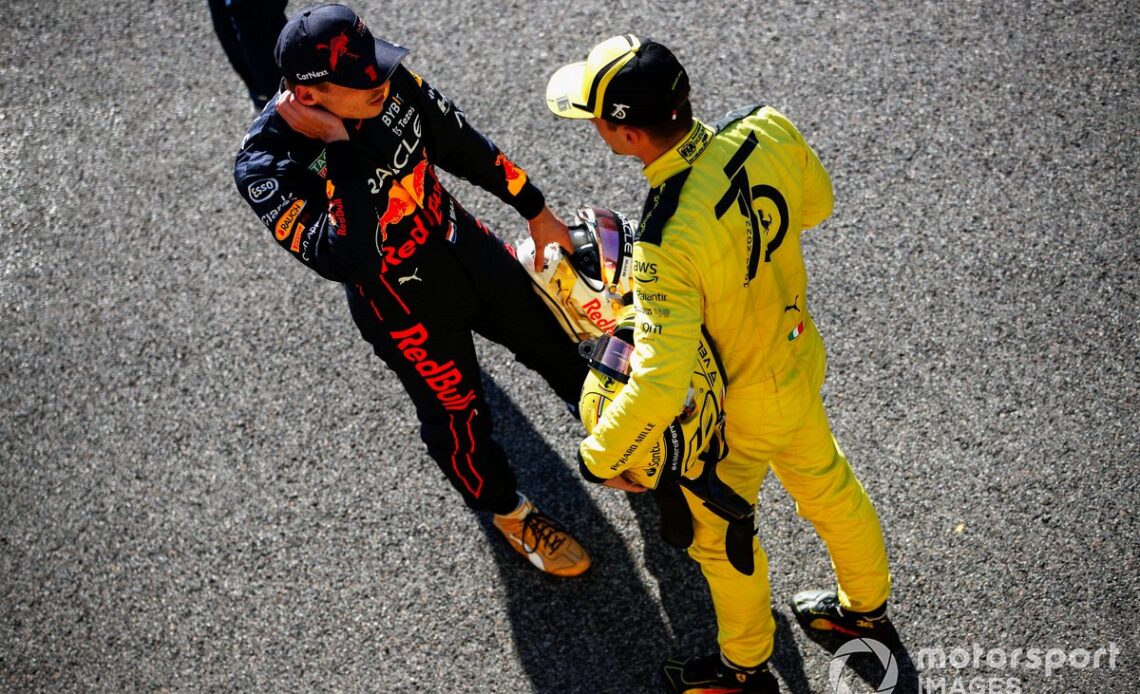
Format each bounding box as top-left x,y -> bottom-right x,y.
233,3 -> 590,577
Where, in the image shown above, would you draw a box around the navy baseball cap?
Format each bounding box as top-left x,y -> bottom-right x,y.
274,4 -> 409,88
546,35 -> 689,126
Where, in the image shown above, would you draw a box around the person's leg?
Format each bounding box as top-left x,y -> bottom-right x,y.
682,453 -> 773,668
227,0 -> 287,106
207,0 -> 249,86
663,440 -> 780,691
774,391 -> 895,641
768,396 -> 891,612
763,337 -> 891,613
345,285 -> 590,575
761,330 -> 893,610
452,215 -> 589,406
347,292 -> 518,513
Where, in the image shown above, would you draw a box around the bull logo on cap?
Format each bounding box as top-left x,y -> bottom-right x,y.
317,30 -> 359,71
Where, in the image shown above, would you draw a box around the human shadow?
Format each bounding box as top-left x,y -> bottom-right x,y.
795,624 -> 921,694
477,372 -> 673,694
623,490 -> 715,655
767,611 -> 815,694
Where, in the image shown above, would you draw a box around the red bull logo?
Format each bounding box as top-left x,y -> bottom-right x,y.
390,323 -> 477,412
375,161 -> 445,270
329,197 -> 348,237
408,158 -> 427,201
494,154 -> 528,196
376,159 -> 430,241
377,187 -> 415,243
317,31 -> 359,72
382,215 -> 432,269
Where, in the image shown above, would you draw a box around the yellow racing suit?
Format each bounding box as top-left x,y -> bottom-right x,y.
578,106 -> 891,666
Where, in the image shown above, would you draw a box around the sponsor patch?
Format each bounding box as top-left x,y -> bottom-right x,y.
676,123 -> 713,164
308,149 -> 328,178
636,289 -> 668,303
494,154 -> 528,196
248,178 -> 278,203
581,297 -> 616,332
260,194 -> 297,226
389,323 -> 477,411
274,199 -> 305,241
289,223 -> 306,253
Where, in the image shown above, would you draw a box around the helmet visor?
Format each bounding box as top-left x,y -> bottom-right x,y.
593,209 -> 629,288
579,333 -> 634,383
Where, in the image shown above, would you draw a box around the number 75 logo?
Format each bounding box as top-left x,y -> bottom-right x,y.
714,131 -> 789,283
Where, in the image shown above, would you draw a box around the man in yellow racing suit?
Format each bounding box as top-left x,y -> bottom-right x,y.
547,35 -> 894,692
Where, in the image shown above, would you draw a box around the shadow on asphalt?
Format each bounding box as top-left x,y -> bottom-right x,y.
793,624 -> 920,694
479,373 -> 925,693
475,373 -> 712,693
476,373 -> 846,693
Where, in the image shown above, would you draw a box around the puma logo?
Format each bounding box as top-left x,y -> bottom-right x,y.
398,269 -> 422,285
784,294 -> 800,313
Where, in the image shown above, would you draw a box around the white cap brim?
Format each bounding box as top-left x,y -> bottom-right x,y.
545,62 -> 596,119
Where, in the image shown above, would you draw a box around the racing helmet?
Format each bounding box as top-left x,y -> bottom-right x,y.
578,306 -> 728,489
516,206 -> 636,343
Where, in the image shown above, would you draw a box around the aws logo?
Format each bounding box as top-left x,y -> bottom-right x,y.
633,259 -> 658,284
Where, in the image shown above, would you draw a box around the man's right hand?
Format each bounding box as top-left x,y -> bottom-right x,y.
276,91 -> 349,143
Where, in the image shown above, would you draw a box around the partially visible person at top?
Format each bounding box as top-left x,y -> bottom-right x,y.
546,35 -> 896,692
233,3 -> 592,578
208,0 -> 287,110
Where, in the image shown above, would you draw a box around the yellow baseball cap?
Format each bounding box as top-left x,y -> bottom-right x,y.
546,35 -> 689,125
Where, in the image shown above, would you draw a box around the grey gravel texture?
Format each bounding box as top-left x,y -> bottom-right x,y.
1,1 -> 1136,692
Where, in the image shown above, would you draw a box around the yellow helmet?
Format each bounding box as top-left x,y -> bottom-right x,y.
516,206 -> 636,343
578,306 -> 727,489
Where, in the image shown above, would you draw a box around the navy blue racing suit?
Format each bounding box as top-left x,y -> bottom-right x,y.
233,64 -> 587,514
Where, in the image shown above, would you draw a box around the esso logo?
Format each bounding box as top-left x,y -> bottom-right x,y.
248,179 -> 279,203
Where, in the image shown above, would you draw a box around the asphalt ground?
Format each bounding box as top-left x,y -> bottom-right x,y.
1,1 -> 1136,692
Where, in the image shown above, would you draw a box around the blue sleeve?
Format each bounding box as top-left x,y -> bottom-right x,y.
410,71 -> 546,219
234,135 -> 383,283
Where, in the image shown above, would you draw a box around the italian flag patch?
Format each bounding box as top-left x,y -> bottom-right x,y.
787,322 -> 804,341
